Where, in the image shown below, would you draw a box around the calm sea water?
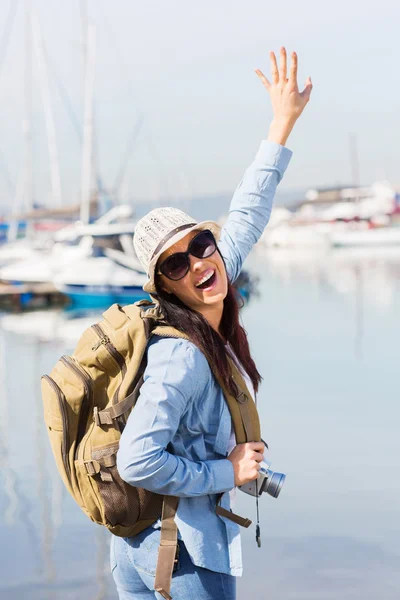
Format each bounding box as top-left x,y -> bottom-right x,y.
1,249 -> 399,599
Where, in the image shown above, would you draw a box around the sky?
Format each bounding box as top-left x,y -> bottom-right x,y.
0,0 -> 399,213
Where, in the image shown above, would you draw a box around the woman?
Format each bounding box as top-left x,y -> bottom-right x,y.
112,48 -> 312,599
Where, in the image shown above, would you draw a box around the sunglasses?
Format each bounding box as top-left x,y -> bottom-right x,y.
157,229 -> 217,281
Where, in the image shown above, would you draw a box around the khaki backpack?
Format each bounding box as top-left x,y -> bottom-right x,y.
41,299 -> 261,599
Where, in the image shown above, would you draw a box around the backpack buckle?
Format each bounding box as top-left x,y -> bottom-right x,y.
84,460 -> 101,476
237,392 -> 248,404
93,406 -> 101,426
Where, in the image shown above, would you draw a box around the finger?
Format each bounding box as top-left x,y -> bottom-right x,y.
249,441 -> 265,452
255,68 -> 271,91
251,450 -> 264,462
279,46 -> 287,82
250,451 -> 264,462
246,442 -> 265,452
289,51 -> 298,88
300,76 -> 313,102
269,50 -> 279,84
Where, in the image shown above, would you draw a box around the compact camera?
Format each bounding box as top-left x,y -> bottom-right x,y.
239,459 -> 286,498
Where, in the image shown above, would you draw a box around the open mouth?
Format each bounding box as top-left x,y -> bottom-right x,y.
195,269 -> 216,290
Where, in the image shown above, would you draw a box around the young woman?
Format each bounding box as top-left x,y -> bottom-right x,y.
111,48 -> 312,600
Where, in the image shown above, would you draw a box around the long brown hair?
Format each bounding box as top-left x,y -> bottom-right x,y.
154,278 -> 262,396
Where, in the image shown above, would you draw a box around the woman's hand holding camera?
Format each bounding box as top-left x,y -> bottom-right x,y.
227,441 -> 265,486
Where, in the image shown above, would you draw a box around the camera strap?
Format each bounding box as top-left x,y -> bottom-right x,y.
255,393 -> 261,548
255,485 -> 261,547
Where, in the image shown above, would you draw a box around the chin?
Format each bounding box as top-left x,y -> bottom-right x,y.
203,284 -> 227,305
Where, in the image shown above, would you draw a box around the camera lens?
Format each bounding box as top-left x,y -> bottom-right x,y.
263,471 -> 285,498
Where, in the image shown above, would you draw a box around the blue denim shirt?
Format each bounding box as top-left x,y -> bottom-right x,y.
117,140 -> 293,576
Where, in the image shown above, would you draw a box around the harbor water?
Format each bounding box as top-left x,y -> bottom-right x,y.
1,250 -> 399,599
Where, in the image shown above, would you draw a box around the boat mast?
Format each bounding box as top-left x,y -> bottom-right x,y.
23,0 -> 33,222
0,3 -> 18,207
8,0 -> 33,242
32,15 -> 63,208
80,23 -> 96,225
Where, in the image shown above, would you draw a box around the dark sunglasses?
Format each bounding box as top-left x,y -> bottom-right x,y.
157,229 -> 217,281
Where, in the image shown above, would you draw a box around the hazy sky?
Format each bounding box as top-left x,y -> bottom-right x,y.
0,0 -> 399,212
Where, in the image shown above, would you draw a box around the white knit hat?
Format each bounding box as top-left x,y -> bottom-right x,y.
133,207 -> 221,293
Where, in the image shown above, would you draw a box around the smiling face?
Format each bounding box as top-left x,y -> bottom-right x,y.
156,229 -> 228,328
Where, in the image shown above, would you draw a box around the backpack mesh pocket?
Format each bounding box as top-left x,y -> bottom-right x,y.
91,443 -> 163,527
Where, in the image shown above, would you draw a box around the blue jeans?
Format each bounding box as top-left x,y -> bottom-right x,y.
110,526 -> 237,599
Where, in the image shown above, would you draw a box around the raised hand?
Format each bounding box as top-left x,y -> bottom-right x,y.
255,47 -> 312,145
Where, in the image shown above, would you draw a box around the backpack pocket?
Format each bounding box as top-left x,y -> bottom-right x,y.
41,375 -> 74,497
59,355 -> 93,460
89,441 -> 163,528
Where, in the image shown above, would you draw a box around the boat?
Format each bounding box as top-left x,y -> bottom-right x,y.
258,179 -> 400,251
53,256 -> 147,307
261,222 -> 334,249
0,236 -> 93,284
0,205 -> 138,284
330,226 -> 400,248
0,235 -> 54,268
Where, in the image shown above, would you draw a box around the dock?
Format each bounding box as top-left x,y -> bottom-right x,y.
0,282 -> 67,311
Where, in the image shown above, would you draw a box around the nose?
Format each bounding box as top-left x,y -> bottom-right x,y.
189,254 -> 209,273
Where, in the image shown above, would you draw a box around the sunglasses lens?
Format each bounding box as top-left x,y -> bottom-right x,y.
191,231 -> 216,258
161,253 -> 189,280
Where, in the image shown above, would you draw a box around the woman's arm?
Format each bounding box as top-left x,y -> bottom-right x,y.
218,139 -> 292,283
218,48 -> 312,283
117,337 -> 235,497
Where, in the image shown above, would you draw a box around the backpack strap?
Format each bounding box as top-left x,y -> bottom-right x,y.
211,358 -> 260,527
152,324 -> 189,340
228,358 -> 261,443
94,366 -> 145,425
210,356 -> 261,445
94,378 -> 143,424
154,495 -> 180,600
215,505 -> 252,527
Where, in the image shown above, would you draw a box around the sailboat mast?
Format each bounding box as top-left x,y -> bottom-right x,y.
23,0 -> 33,231
80,23 -> 96,225
32,15 -> 63,208
9,0 -> 33,242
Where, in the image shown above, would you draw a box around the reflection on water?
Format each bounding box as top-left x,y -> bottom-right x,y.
263,246 -> 400,310
1,253 -> 400,599
0,319 -> 114,600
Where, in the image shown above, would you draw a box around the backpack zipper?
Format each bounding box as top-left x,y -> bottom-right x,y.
42,375 -> 72,487
60,356 -> 93,460
91,324 -> 126,405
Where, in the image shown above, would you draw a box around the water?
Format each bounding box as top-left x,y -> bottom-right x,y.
1,250 -> 399,599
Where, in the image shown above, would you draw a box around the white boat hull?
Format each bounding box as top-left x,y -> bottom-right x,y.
53,257 -> 147,307
331,227 -> 400,247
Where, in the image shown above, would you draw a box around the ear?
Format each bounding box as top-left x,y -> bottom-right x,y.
158,276 -> 172,295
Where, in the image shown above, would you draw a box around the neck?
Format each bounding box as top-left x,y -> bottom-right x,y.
198,301 -> 224,335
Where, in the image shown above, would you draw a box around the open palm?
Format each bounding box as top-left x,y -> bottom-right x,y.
255,47 -> 312,123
